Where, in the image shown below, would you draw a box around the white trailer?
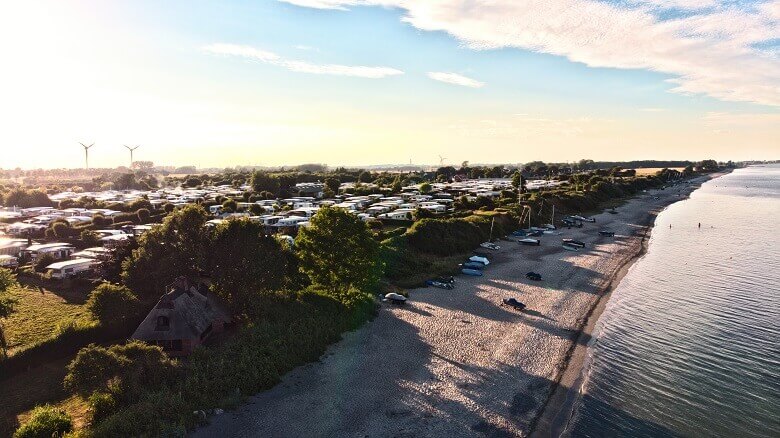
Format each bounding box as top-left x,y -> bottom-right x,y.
46,258 -> 97,279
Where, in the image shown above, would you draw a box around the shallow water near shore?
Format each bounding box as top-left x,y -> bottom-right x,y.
565,165 -> 780,437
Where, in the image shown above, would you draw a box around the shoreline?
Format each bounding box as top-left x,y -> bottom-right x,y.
530,171 -> 729,438
193,172 -> 729,438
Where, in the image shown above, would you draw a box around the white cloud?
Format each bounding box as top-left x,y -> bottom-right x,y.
702,111 -> 780,126
279,0 -> 780,106
203,43 -> 403,78
279,0 -> 361,10
630,0 -> 717,10
427,71 -> 485,88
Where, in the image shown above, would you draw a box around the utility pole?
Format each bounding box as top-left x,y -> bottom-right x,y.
79,142 -> 94,169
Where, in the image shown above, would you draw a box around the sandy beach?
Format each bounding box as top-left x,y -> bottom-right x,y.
192,174 -> 720,438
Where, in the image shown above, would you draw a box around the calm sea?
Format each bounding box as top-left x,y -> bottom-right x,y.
565,165 -> 780,437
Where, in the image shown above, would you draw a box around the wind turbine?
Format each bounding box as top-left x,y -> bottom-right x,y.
123,145 -> 140,168
438,155 -> 447,166
79,142 -> 94,169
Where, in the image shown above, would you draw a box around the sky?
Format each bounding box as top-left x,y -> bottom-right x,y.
0,0 -> 778,169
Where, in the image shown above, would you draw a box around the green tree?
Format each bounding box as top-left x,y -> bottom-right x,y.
296,207 -> 382,300
0,268 -> 18,358
250,171 -> 280,196
50,221 -> 72,239
86,283 -> 140,326
208,219 -> 287,314
358,171 -> 373,183
248,203 -> 264,216
184,177 -> 202,188
34,254 -> 56,273
391,176 -> 403,193
324,177 -> 341,193
221,198 -> 237,213
122,204 -> 209,298
419,182 -> 432,194
80,230 -> 101,247
511,171 -> 526,194
136,208 -> 151,223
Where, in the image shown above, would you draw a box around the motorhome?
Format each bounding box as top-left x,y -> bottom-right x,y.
259,215 -> 285,227
287,207 -> 319,218
0,255 -> 19,270
71,247 -> 111,259
333,202 -> 358,211
100,234 -> 131,247
46,258 -> 97,279
419,203 -> 447,214
275,216 -> 309,228
366,205 -> 391,216
21,243 -> 74,261
378,209 -> 414,221
0,239 -> 30,257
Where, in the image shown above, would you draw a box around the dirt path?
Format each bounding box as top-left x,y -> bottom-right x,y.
192,178 -> 715,438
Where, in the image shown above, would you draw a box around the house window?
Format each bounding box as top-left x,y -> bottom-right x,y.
154,339 -> 182,352
156,316 -> 170,330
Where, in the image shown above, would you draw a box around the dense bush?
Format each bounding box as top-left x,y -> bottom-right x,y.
72,290 -> 375,436
33,254 -> 55,273
13,405 -> 72,438
406,217 -> 485,255
86,283 -> 140,326
64,341 -> 178,402
87,392 -> 118,424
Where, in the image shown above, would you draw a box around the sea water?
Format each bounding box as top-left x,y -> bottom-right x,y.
565,165 -> 780,437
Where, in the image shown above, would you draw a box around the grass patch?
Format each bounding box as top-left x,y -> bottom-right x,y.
4,285 -> 91,356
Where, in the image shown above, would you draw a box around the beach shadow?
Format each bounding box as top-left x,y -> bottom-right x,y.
522,308 -> 555,321
404,303 -> 433,317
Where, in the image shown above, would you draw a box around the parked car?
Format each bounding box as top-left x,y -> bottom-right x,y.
502,298 -> 526,311
384,292 -> 407,305
526,272 -> 542,281
426,280 -> 454,290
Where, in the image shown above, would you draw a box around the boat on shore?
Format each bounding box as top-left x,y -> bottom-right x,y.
562,238 -> 585,248
519,238 -> 541,246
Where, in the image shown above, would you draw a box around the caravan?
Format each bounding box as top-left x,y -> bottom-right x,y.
46,258 -> 98,279
21,243 -> 74,261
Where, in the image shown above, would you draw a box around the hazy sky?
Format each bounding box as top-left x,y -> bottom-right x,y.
0,0 -> 778,169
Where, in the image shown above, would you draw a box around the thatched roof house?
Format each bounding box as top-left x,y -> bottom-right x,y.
132,277 -> 231,356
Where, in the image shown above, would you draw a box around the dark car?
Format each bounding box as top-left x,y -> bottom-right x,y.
502,298 -> 526,311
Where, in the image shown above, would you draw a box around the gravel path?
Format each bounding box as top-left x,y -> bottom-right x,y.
192,182 -> 706,438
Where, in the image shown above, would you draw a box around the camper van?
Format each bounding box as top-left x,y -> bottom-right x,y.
0,239 -> 30,257
21,243 -> 74,261
275,216 -> 309,228
46,258 -> 97,279
0,255 -> 19,270
378,209 -> 414,221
